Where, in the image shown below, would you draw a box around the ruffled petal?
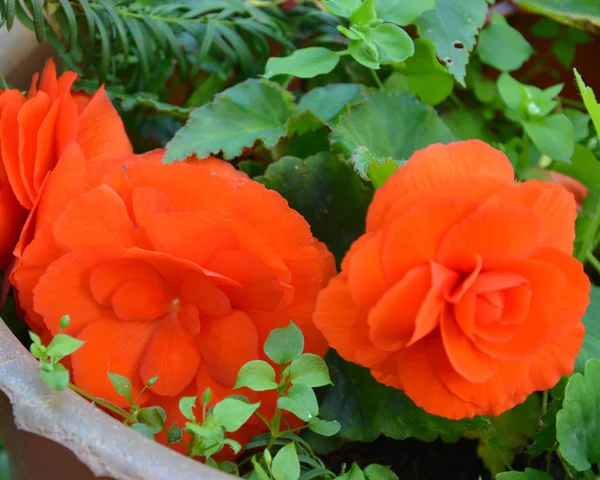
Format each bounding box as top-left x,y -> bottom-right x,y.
72,317 -> 156,406
141,313 -> 201,396
313,274 -> 389,367
77,86 -> 132,167
485,180 -> 577,254
437,204 -> 543,271
367,141 -> 514,231
199,310 -> 260,388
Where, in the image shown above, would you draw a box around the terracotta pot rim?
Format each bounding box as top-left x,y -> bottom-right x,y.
0,318 -> 230,479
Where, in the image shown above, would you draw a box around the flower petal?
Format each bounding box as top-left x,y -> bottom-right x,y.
52,185 -> 139,250
437,204 -> 543,271
313,274 -> 389,367
72,317 -> 156,406
77,86 -> 132,168
199,310 -> 259,388
382,196 -> 479,283
486,180 -> 577,253
441,306 -> 498,383
367,141 -> 514,231
141,313 -> 201,396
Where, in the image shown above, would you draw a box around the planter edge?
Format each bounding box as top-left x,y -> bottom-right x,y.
0,319 -> 231,479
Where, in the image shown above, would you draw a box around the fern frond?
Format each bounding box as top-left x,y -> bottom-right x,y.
0,0 -> 304,92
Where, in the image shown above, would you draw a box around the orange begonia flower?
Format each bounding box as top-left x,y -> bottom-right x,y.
313,140 -> 590,420
12,147 -> 334,448
0,59 -> 131,270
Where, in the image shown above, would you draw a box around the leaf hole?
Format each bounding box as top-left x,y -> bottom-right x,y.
443,57 -> 454,66
453,41 -> 465,50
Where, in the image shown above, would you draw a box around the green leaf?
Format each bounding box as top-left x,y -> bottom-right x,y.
307,418 -> 341,437
347,146 -> 403,186
251,456 -> 271,480
497,73 -> 525,112
264,48 -> 340,80
477,13 -> 534,72
349,38 -> 380,70
40,363 -> 70,391
58,315 -> 71,330
564,108 -> 590,142
351,0 -> 377,25
363,464 -> 399,480
289,354 -> 332,388
364,24 -> 415,64
257,153 -> 372,264
137,406 -> 166,435
496,469 -> 554,480
46,334 -> 85,361
576,286 -> 600,373
164,79 -> 295,163
212,397 -> 260,432
238,160 -> 265,178
513,0 -> 600,31
400,38 -> 454,106
277,384 -> 319,422
271,443 -> 300,480
523,114 -> 574,161
286,111 -> 326,137
118,94 -> 192,120
202,388 -> 212,405
443,109 -> 493,142
332,91 -> 454,161
415,0 -> 489,85
131,422 -> 156,440
338,462 -> 365,480
556,359 -> 600,471
179,396 -> 197,422
223,438 -> 242,455
549,144 -> 600,190
474,394 -> 541,476
552,39 -> 576,68
323,0 -> 362,18
235,360 -> 278,391
575,69 -> 600,137
531,18 -> 560,38
375,0 -> 435,25
263,321 -> 304,366
297,84 -> 365,127
107,372 -> 133,403
530,378 -> 567,456
167,424 -> 183,445
29,331 -> 42,346
574,188 -> 600,262
317,352 -> 490,443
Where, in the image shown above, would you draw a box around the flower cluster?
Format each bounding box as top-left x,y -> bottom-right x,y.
1,61 -> 335,448
314,141 -> 591,419
0,61 -> 591,453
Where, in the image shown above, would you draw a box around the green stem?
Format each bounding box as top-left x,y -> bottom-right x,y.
266,409 -> 283,450
560,97 -> 587,111
541,389 -> 549,417
587,252 -> 600,276
370,69 -> 385,91
558,451 -> 575,479
449,93 -> 465,109
69,383 -> 130,419
254,411 -> 272,431
583,469 -> 596,480
278,425 -> 308,436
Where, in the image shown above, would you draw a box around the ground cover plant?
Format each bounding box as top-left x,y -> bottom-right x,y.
1,0 -> 600,479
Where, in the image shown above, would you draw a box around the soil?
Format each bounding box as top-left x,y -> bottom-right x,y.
321,436 -> 485,480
